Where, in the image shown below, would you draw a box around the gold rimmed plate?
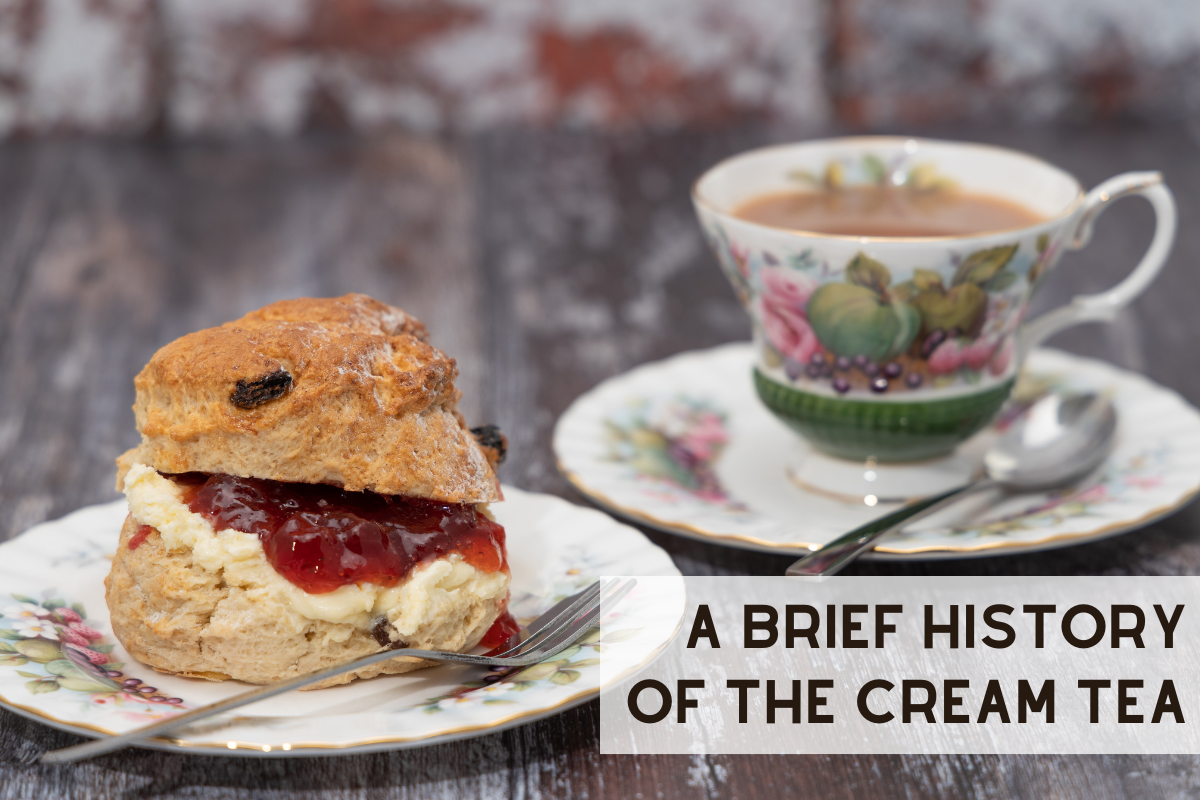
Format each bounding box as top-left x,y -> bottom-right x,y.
0,487 -> 684,755
554,343 -> 1200,559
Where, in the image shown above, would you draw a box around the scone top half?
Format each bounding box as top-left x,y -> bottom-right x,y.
118,294 -> 500,504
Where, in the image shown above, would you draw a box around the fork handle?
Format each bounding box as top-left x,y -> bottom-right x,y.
43,578 -> 619,764
785,480 -> 993,576
40,645 -> 468,764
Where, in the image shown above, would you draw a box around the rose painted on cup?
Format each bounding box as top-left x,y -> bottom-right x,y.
759,266 -> 821,369
693,137 -> 1176,461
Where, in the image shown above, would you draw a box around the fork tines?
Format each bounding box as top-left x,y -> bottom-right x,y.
501,578 -> 636,665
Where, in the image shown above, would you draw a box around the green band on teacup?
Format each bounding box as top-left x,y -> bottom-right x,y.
753,369 -> 1014,462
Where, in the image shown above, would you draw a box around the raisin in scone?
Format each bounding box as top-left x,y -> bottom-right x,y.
105,294 -> 514,689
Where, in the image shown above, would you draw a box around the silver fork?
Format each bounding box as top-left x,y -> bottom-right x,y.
42,578 -> 636,764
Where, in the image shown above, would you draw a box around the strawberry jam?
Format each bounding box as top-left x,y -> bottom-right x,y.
479,610 -> 520,649
128,524 -> 154,551
168,473 -> 507,594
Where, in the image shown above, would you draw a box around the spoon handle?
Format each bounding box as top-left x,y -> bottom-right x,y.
785,479 -> 996,577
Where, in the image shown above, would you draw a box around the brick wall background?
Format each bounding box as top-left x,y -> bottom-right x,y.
0,0 -> 1197,137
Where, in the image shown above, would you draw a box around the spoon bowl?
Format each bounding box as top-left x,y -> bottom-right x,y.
984,393 -> 1117,491
786,392 -> 1118,577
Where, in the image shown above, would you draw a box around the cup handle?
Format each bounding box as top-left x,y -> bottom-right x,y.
1016,171 -> 1177,361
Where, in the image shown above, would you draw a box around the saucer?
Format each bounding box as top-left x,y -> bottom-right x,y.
0,488 -> 684,755
554,343 -> 1200,559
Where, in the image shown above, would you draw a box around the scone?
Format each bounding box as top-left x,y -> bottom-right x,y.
104,294 -> 515,689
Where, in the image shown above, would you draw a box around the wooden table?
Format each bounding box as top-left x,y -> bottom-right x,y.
2,124 -> 1200,798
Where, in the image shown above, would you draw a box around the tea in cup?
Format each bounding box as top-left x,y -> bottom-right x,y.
693,137 -> 1176,462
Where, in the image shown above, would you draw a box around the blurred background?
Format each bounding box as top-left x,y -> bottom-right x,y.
1,0 -> 1198,136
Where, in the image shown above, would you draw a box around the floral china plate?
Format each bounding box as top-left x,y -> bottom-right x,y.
0,487 -> 684,756
554,343 -> 1200,558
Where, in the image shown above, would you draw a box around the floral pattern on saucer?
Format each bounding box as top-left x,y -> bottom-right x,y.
604,397 -> 746,511
0,489 -> 684,755
555,343 -> 1200,558
928,445 -> 1167,542
0,593 -> 186,714
703,149 -> 1063,399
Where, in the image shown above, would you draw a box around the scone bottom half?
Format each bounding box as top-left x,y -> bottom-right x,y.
108,465 -> 515,688
105,295 -> 517,688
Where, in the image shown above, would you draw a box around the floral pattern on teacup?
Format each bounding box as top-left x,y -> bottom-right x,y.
712,227 -> 1038,396
789,152 -> 957,192
703,152 -> 1069,397
759,266 -> 821,366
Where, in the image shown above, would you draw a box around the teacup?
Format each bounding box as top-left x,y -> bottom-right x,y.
693,136 -> 1176,463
